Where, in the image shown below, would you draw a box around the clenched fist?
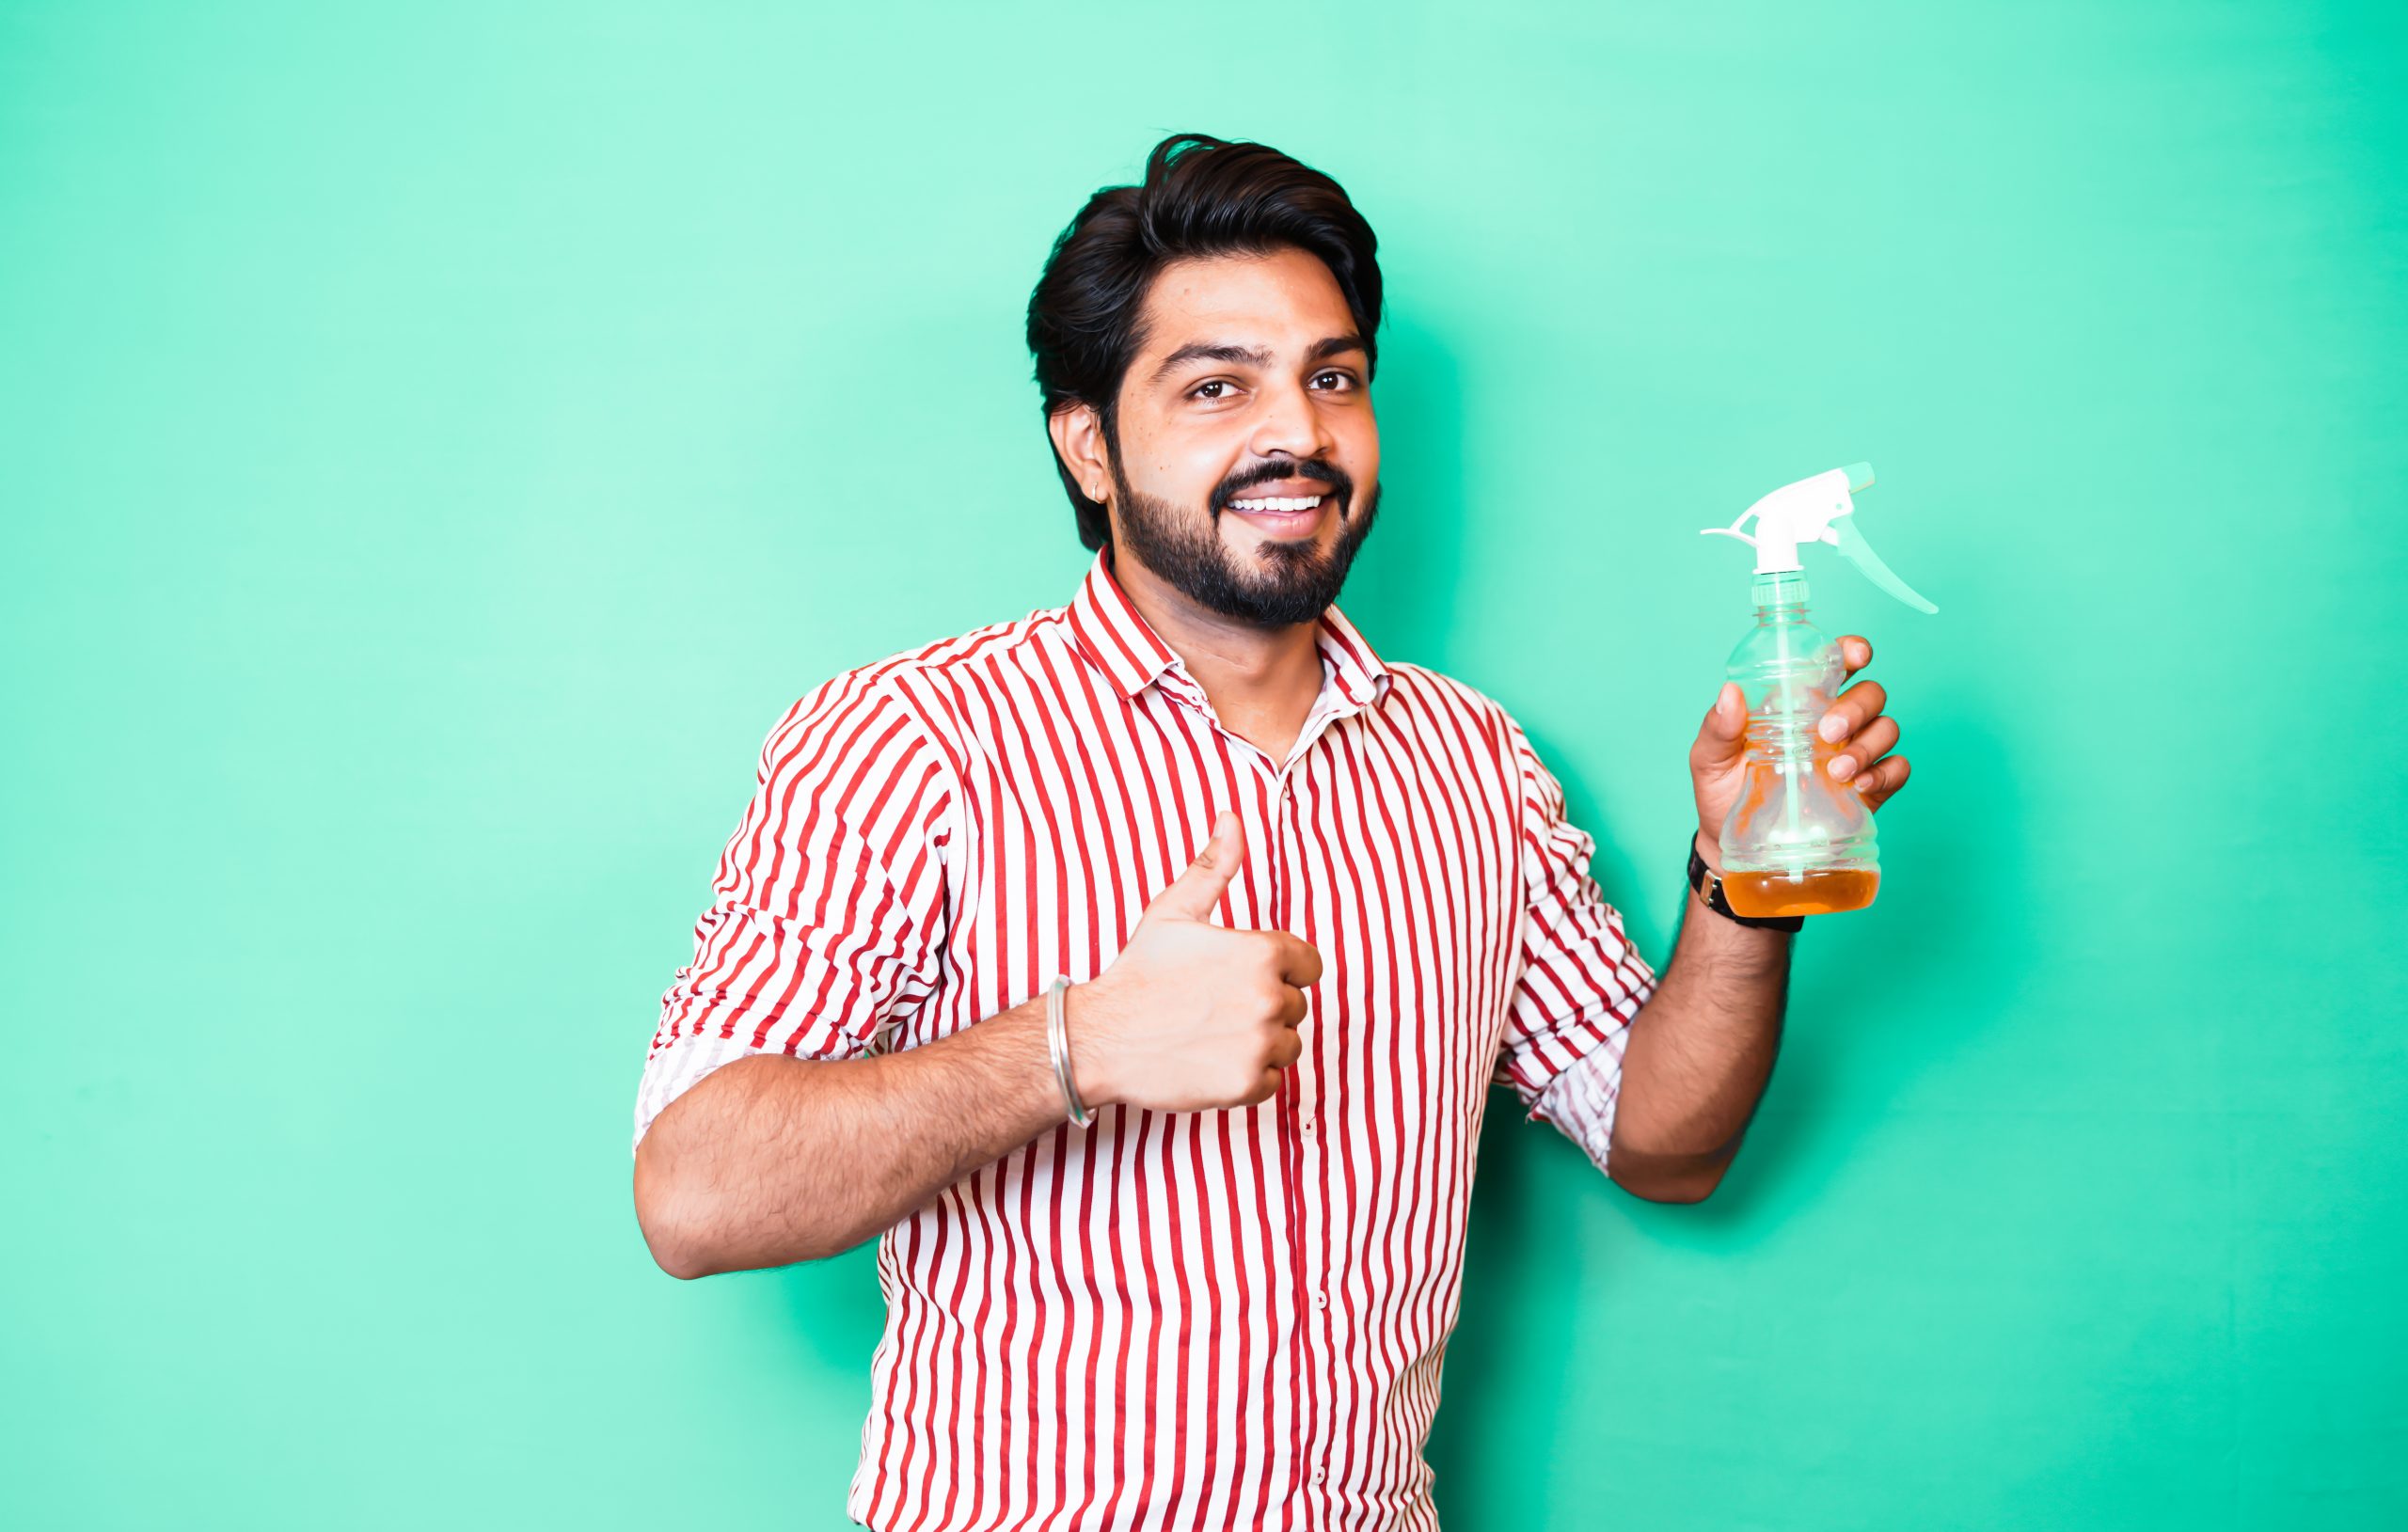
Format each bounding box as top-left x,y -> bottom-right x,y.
1067,812 -> 1323,1113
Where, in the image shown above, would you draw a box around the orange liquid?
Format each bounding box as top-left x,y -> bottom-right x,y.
1722,866 -> 1879,918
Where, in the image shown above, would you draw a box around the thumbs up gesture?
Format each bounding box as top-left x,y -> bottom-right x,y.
1067,812 -> 1323,1113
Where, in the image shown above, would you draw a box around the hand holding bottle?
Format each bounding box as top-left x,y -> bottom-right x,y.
1067,813 -> 1320,1113
1695,462 -> 1935,916
1688,633 -> 1911,871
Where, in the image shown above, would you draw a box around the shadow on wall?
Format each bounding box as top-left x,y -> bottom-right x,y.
1429,701 -> 2020,1508
1334,314 -> 1470,665
765,1234 -> 889,1379
1658,705 -> 2026,1239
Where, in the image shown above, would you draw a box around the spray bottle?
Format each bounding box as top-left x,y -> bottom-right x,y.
1700,463 -> 1937,917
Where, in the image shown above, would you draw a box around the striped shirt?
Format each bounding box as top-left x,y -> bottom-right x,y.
634,545 -> 1659,1530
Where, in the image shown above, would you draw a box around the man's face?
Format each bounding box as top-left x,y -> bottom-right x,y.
1101,246 -> 1382,628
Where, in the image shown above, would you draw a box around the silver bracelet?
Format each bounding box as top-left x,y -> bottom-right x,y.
1045,974 -> 1096,1128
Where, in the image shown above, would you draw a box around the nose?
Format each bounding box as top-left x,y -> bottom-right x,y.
1246,371 -> 1336,463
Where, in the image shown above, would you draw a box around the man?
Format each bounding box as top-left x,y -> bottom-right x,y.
630,132 -> 1911,1531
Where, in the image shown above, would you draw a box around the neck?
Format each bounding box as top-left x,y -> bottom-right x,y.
1107,545 -> 1325,757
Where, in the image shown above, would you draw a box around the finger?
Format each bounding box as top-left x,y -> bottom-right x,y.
1267,931 -> 1323,988
1276,986 -> 1308,1029
1691,683 -> 1747,766
1150,812 -> 1246,922
1816,678 -> 1888,745
1850,753 -> 1911,808
1827,715 -> 1898,782
1838,635 -> 1873,679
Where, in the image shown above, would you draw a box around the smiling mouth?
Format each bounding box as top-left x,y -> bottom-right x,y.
1228,493 -> 1330,513
1225,494 -> 1332,538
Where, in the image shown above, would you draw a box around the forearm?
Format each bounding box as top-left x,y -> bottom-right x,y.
1607,834 -> 1794,1201
633,992 -> 1076,1277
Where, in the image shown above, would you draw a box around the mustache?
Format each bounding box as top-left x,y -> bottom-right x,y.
1212,461 -> 1352,513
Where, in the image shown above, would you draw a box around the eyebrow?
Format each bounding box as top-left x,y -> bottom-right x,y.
1149,333 -> 1367,386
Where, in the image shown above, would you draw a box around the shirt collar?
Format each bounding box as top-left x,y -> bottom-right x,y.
1066,545 -> 1393,712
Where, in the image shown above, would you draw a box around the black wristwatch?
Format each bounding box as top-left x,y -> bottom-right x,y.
1687,839 -> 1804,933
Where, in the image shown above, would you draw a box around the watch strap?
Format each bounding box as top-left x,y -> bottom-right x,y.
1687,840 -> 1805,933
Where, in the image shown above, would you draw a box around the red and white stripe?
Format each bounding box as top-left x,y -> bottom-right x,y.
636,545 -> 1657,1530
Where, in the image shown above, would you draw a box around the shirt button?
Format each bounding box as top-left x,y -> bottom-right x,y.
1302,1114 -> 1317,1132
1312,1467 -> 1325,1485
1314,1287 -> 1328,1309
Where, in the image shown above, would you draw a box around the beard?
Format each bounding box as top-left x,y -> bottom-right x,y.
1108,455 -> 1382,629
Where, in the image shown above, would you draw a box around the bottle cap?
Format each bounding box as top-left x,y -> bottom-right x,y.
1702,463 -> 1938,614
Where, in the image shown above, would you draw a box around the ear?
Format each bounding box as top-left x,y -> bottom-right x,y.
1048,402 -> 1114,509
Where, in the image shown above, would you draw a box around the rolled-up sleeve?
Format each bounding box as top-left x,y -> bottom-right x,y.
1492,711 -> 1659,1175
633,671 -> 952,1158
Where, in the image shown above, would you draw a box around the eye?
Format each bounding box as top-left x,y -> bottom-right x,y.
1311,370 -> 1358,391
1190,380 -> 1233,401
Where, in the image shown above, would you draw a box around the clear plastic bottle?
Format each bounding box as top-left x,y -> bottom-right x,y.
1700,463 -> 1937,918
1718,570 -> 1880,917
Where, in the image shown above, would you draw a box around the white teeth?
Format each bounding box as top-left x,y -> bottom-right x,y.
1231,495 -> 1324,513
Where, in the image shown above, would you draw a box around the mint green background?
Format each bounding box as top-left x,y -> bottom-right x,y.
5,3 -> 2401,1527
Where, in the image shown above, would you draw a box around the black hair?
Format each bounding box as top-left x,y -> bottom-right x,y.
1024,132 -> 1385,551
